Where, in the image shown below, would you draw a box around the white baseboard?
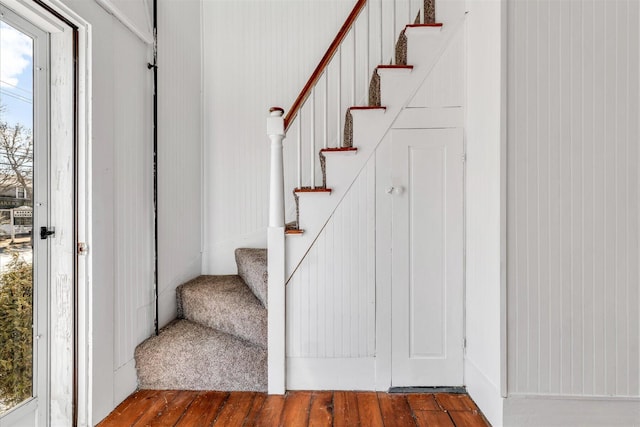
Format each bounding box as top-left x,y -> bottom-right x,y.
286,357 -> 376,390
504,395 -> 640,427
465,358 -> 504,426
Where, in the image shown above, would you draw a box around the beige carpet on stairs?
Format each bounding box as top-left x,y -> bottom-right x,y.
135,248 -> 268,392
135,319 -> 267,391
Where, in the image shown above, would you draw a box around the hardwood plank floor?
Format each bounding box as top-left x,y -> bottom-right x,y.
98,391 -> 490,426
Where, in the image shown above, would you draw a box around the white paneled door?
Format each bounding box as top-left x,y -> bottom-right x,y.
391,128 -> 464,387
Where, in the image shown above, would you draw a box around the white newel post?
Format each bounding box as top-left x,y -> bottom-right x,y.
267,107 -> 286,394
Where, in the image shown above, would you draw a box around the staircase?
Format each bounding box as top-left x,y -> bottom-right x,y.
134,0 -> 461,394
271,0 -> 463,280
134,249 -> 268,391
268,0 -> 464,392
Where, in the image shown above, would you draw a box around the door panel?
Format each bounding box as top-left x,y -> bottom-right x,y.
0,5 -> 48,425
391,128 -> 463,387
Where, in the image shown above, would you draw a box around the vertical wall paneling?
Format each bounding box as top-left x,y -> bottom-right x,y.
112,21 -> 154,375
286,159 -> 376,360
157,0 -> 203,328
507,0 -> 640,398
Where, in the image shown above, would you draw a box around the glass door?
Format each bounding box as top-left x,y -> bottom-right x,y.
0,5 -> 49,425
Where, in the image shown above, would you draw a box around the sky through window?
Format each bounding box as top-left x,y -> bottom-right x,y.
0,21 -> 33,128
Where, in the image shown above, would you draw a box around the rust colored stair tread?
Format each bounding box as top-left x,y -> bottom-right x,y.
377,65 -> 414,69
294,187 -> 332,193
406,22 -> 443,28
349,106 -> 387,111
285,229 -> 304,235
321,147 -> 358,153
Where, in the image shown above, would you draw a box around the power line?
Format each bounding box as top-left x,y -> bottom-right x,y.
0,79 -> 32,95
0,89 -> 32,104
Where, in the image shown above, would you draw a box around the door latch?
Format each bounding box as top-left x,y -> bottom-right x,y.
77,242 -> 88,255
40,226 -> 55,240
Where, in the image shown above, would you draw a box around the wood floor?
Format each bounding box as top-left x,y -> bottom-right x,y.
97,390 -> 490,426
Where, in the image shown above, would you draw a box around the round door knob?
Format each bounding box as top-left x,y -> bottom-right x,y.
386,186 -> 404,195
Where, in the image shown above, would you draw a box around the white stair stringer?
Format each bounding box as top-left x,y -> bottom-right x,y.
284,15 -> 467,281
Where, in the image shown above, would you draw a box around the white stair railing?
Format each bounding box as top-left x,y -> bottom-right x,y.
280,0 -> 426,197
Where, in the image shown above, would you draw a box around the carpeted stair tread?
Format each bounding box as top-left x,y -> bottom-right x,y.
135,319 -> 267,391
235,248 -> 268,307
177,275 -> 267,348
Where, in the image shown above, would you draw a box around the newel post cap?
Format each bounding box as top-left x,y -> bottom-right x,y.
269,106 -> 284,116
267,107 -> 285,136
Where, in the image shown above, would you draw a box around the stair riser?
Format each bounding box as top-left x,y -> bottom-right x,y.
323,143 -> 376,192
376,35 -> 454,112
179,287 -> 267,349
394,107 -> 464,129
406,32 -> 444,68
235,249 -> 268,307
135,320 -> 267,392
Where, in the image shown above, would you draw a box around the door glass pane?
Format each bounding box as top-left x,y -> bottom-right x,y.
0,19 -> 34,416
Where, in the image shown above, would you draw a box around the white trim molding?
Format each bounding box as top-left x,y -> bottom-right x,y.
464,358 -> 504,427
34,1 -> 93,424
504,395 -> 640,427
286,358 -> 376,391
94,0 -> 153,44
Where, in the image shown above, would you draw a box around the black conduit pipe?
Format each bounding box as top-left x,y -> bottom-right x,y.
148,0 -> 159,336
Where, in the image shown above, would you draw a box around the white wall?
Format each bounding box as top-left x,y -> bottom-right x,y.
57,0 -> 156,423
157,0 -> 202,328
466,0 -> 640,424
507,0 -> 640,399
464,1 -> 505,426
505,0 -> 640,424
